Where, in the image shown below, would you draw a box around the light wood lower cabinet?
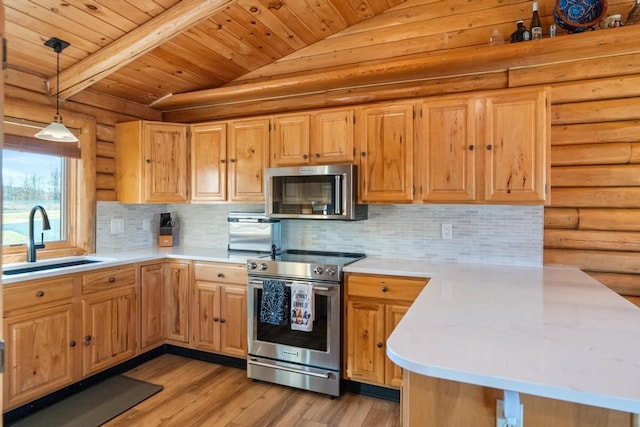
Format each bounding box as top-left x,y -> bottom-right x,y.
4,303 -> 77,409
81,266 -> 138,377
140,261 -> 191,348
192,262 -> 247,358
344,273 -> 427,388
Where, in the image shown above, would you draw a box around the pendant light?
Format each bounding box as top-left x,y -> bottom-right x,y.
35,37 -> 79,144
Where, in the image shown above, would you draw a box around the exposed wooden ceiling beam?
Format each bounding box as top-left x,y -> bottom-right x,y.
50,0 -> 237,100
153,24 -> 640,112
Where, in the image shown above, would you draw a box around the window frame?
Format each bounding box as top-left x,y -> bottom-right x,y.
3,98 -> 96,264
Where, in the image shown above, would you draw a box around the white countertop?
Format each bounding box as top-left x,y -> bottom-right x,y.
2,246 -> 255,285
344,258 -> 640,414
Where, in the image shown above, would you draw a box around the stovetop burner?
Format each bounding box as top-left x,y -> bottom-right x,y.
247,249 -> 365,282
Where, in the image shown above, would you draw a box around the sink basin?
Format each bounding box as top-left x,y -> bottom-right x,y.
3,257 -> 111,276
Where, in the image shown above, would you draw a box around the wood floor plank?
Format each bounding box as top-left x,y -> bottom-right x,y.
104,354 -> 400,427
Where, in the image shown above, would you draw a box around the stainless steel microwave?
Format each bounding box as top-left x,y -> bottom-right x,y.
265,164 -> 368,220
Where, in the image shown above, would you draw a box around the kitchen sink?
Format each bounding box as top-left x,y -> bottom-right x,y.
3,257 -> 110,276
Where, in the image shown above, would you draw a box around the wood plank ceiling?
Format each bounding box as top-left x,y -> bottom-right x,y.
4,0 -> 638,118
4,0 -> 405,108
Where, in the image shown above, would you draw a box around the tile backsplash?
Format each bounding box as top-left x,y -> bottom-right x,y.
96,201 -> 543,266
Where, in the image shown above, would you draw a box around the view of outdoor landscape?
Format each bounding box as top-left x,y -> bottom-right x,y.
2,149 -> 64,246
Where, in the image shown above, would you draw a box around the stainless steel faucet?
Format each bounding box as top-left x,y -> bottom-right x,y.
27,205 -> 51,262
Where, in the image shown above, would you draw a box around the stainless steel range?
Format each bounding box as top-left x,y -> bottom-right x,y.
246,250 -> 365,396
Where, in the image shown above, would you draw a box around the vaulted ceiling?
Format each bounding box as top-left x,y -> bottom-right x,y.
5,0 -> 638,118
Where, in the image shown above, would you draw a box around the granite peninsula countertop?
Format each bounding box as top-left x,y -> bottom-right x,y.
343,257 -> 640,414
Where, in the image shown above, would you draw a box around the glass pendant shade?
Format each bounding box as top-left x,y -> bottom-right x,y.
35,113 -> 78,143
35,37 -> 79,145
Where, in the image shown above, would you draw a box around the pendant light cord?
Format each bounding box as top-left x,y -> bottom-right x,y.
55,44 -> 60,118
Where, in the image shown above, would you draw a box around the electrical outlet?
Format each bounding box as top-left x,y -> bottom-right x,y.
441,223 -> 453,240
110,218 -> 124,235
496,399 -> 524,427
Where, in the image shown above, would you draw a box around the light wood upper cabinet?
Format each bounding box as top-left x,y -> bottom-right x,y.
228,118 -> 270,202
271,113 -> 310,166
116,121 -> 189,203
311,108 -> 355,164
416,87 -> 549,204
191,122 -> 227,202
357,101 -> 415,203
418,97 -> 477,202
483,88 -> 549,203
271,108 -> 355,166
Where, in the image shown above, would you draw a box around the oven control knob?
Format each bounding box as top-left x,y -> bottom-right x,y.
248,262 -> 257,270
258,263 -> 268,271
326,267 -> 336,276
313,265 -> 324,275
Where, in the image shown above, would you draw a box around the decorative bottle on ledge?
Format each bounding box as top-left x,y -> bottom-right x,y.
510,20 -> 531,42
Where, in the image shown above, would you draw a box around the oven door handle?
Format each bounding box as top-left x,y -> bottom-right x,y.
248,359 -> 331,379
248,280 -> 330,292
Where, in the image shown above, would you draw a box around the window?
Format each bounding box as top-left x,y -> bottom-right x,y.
2,149 -> 68,246
3,101 -> 96,263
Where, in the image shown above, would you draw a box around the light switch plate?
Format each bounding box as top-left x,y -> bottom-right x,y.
142,218 -> 150,231
441,223 -> 453,240
110,218 -> 124,235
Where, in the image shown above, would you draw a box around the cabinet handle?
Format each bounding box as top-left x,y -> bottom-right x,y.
468,144 -> 475,151
220,159 -> 225,164
229,158 -> 236,163
360,151 -> 366,157
220,318 -> 226,323
84,335 -> 92,346
302,154 -> 308,160
216,272 -> 224,278
36,290 -> 45,297
213,317 -> 219,322
381,287 -> 388,293
486,144 -> 493,151
377,342 -> 383,348
109,277 -> 116,283
314,153 -> 320,159
146,159 -> 151,164
69,341 -> 76,347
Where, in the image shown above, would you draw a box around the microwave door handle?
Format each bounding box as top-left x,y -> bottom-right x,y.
334,175 -> 342,215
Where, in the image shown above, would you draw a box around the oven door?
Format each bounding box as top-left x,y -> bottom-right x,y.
247,278 -> 340,370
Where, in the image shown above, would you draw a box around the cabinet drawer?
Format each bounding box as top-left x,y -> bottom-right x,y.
82,265 -> 136,294
4,277 -> 74,313
194,262 -> 247,284
347,274 -> 428,302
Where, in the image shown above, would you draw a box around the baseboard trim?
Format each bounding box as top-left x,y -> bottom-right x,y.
344,380 -> 400,402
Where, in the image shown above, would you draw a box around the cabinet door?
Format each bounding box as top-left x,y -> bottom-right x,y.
5,305 -> 76,409
483,88 -> 549,203
271,114 -> 310,166
191,122 -> 227,202
82,287 -> 137,376
346,300 -> 386,385
419,97 -> 477,202
228,118 -> 270,202
358,102 -> 415,203
311,108 -> 355,164
219,285 -> 247,358
193,282 -> 220,352
143,122 -> 189,203
140,263 -> 164,350
164,261 -> 190,343
385,304 -> 409,388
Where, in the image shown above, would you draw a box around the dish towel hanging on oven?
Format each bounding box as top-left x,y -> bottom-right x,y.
260,280 -> 289,325
290,283 -> 314,332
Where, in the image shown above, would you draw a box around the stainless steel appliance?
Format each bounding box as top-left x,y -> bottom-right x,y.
246,250 -> 365,396
265,164 -> 367,221
227,212 -> 281,253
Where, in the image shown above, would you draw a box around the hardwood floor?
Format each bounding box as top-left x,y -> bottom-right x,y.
104,354 -> 401,427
